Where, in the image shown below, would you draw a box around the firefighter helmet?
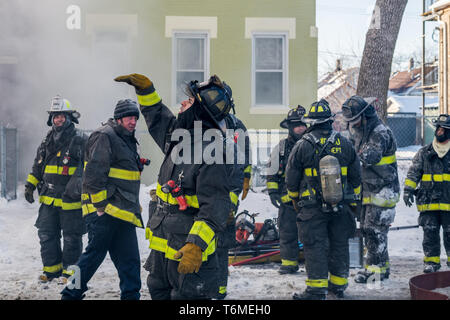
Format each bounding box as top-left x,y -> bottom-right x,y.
186,75 -> 235,127
46,95 -> 80,126
342,95 -> 377,122
433,114 -> 450,129
303,99 -> 334,125
280,105 -> 306,129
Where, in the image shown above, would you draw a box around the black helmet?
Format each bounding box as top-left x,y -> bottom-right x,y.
114,99 -> 140,120
187,75 -> 234,127
342,95 -> 377,122
303,99 -> 334,125
280,105 -> 306,129
433,114 -> 450,129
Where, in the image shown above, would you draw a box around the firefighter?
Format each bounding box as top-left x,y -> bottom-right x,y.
266,106 -> 307,274
25,95 -> 87,284
286,99 -> 361,300
61,99 -> 144,300
115,73 -> 234,300
215,112 -> 252,299
342,95 -> 400,283
404,114 -> 450,273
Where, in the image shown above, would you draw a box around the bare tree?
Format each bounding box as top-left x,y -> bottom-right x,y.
356,0 -> 408,121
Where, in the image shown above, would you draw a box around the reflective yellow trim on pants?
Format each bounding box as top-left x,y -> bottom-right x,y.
417,203 -> 450,212
104,203 -> 143,228
43,263 -> 63,274
362,193 -> 399,208
44,165 -> 77,175
219,286 -> 227,294
404,178 -> 417,189
305,279 -> 328,288
39,196 -> 81,210
27,174 -> 40,187
147,228 -> 216,262
63,269 -> 75,276
375,154 -> 397,166
266,182 -> 279,190
304,168 -> 318,177
365,264 -> 387,274
229,192 -> 239,206
424,256 -> 440,264
156,183 -> 199,208
82,203 -> 97,216
281,259 -> 298,266
189,221 -> 215,245
137,91 -> 161,106
329,274 -> 348,286
108,167 -> 140,181
91,190 -> 107,204
287,190 -> 299,198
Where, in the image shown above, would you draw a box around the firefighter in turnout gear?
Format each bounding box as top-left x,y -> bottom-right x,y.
404,114 -> 450,273
266,106 -> 307,274
286,99 -> 361,300
342,95 -> 400,283
61,99 -> 144,300
115,73 -> 234,299
26,95 -> 87,283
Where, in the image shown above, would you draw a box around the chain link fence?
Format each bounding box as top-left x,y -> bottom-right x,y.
0,126 -> 18,200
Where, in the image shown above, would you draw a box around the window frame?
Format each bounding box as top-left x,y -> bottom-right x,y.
251,32 -> 289,110
172,31 -> 210,107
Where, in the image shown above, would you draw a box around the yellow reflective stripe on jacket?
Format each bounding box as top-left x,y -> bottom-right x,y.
39,196 -> 81,210
137,91 -> 161,106
27,174 -> 40,187
341,166 -> 348,176
230,192 -> 238,206
43,263 -> 63,274
301,188 -> 316,197
404,178 -> 417,189
156,183 -> 199,208
82,193 -> 90,201
104,203 -> 143,228
244,165 -> 252,174
362,193 -> 399,208
147,228 -> 215,262
108,167 -> 140,181
375,154 -> 397,166
281,259 -> 298,266
305,279 -> 328,288
417,203 -> 450,212
189,221 -> 215,245
354,185 -> 361,195
267,182 -> 279,190
61,201 -> 82,210
421,173 -> 450,182
281,194 -> 291,203
44,165 -> 77,175
287,190 -> 299,198
424,256 -> 441,264
91,190 -> 107,204
329,274 -> 348,286
82,203 -> 97,216
304,168 -> 318,177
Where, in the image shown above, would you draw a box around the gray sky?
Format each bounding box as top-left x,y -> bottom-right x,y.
317,0 -> 439,76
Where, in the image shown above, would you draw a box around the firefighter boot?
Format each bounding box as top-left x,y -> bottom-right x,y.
293,290 -> 326,300
423,262 -> 441,273
278,264 -> 299,275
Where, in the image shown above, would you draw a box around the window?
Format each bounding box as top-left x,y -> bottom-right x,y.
173,32 -> 209,105
252,33 -> 288,107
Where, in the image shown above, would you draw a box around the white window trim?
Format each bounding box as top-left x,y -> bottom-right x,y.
171,31 -> 210,108
251,32 -> 289,114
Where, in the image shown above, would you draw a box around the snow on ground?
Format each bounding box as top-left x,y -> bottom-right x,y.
0,156 -> 449,300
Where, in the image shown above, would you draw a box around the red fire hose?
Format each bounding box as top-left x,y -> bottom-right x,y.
230,250 -> 280,267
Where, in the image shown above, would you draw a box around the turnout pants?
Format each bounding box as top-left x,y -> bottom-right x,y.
297,207 -> 356,295
35,203 -> 84,278
419,211 -> 450,265
278,204 -> 299,266
61,214 -> 141,300
360,205 -> 396,276
216,221 -> 236,297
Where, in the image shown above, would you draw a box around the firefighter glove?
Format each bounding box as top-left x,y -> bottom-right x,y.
241,177 -> 250,200
403,190 -> 415,207
269,192 -> 281,208
173,242 -> 203,274
114,73 -> 153,91
25,184 -> 34,204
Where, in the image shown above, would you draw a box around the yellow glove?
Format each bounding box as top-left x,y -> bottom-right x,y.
173,242 -> 203,274
241,177 -> 250,200
114,73 -> 153,91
